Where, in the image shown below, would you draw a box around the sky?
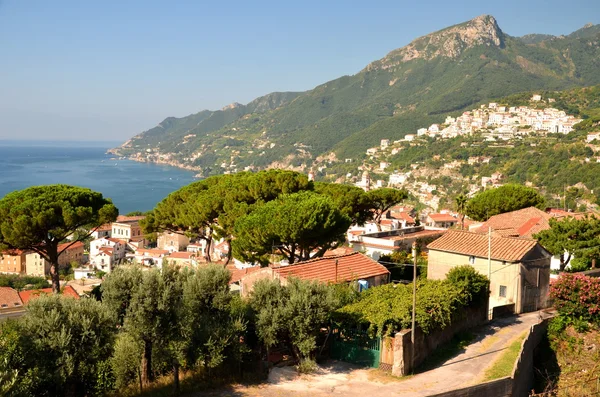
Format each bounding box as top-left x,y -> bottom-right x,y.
0,0 -> 598,141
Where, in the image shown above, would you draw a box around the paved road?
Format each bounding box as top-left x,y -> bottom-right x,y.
198,311 -> 552,397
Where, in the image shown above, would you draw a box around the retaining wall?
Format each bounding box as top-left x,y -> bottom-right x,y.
425,316 -> 550,397
390,303 -> 488,376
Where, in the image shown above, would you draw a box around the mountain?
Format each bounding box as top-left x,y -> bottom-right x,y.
112,15 -> 600,177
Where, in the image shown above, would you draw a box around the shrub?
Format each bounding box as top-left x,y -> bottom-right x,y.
297,359 -> 318,374
335,267 -> 489,336
550,273 -> 600,324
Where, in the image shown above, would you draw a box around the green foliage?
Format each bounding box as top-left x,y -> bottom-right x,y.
535,216 -> 600,271
0,274 -> 49,290
0,185 -> 118,292
366,188 -> 409,227
232,191 -> 351,265
0,295 -> 117,396
111,332 -> 143,390
446,265 -> 490,305
249,278 -> 341,362
336,266 -> 489,336
314,182 -> 373,225
465,184 -> 545,221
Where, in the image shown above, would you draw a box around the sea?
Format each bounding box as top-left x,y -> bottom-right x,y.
0,140 -> 196,214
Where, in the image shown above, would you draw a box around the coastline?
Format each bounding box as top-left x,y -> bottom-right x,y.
107,147 -> 204,178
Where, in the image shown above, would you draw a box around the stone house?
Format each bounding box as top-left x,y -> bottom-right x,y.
427,230 -> 551,314
157,231 -> 190,253
57,241 -> 85,267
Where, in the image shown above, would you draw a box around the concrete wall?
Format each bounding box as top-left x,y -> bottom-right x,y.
392,304 -> 488,376
511,318 -> 549,397
425,378 -> 512,397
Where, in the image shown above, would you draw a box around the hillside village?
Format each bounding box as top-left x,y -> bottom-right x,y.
340,94 -> 600,211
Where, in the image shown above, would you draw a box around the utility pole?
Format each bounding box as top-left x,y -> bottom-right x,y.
488,227 -> 492,281
411,241 -> 418,373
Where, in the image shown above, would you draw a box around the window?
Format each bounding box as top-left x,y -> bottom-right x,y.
499,285 -> 507,298
469,256 -> 475,264
1,304 -> 7,308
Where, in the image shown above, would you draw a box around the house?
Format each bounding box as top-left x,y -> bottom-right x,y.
427,230 -> 551,314
25,252 -> 51,277
351,226 -> 446,261
165,251 -> 198,268
238,252 -> 390,297
89,237 -> 127,272
0,250 -> 26,274
157,231 -> 190,253
132,248 -> 170,268
91,223 -> 112,239
112,216 -> 145,244
587,132 -> 600,143
473,207 -> 551,239
19,285 -> 80,305
0,287 -> 25,320
57,241 -> 85,267
426,213 -> 458,229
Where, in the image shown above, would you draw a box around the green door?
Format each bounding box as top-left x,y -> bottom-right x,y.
331,329 -> 381,368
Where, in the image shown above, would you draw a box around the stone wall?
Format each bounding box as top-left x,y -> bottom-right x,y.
391,303 -> 488,376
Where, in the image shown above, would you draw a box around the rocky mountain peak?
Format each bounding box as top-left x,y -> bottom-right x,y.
222,102 -> 242,111
365,15 -> 504,72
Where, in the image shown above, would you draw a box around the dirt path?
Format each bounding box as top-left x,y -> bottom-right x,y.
198,311 -> 553,397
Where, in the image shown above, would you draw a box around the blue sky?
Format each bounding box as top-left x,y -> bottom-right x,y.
0,0 -> 598,141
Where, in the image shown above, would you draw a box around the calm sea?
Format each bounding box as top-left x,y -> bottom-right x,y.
0,141 -> 196,214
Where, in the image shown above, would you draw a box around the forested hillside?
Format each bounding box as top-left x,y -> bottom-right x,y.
111,15 -> 600,177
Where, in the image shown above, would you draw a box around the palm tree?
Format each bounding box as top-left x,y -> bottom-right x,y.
455,193 -> 468,230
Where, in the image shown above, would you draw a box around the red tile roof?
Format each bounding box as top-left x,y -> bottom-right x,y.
18,285 -> 80,305
106,238 -> 126,244
136,248 -> 169,257
57,241 -> 84,252
391,211 -> 416,224
116,215 -> 145,222
273,252 -> 389,284
474,207 -> 551,238
229,266 -> 262,284
0,287 -> 24,309
168,251 -> 195,260
427,230 -> 542,262
428,213 -> 458,222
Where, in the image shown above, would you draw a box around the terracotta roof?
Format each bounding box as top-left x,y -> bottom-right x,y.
116,215 -> 145,222
19,285 -> 80,305
57,241 -> 84,252
474,207 -> 551,238
106,238 -> 126,244
0,287 -> 24,309
1,249 -> 25,256
229,266 -> 262,284
324,246 -> 356,256
136,248 -> 169,257
427,230 -> 541,262
273,252 -> 389,284
99,247 -> 114,255
96,223 -> 112,231
428,213 -> 458,222
391,211 -> 415,223
168,251 -> 195,260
